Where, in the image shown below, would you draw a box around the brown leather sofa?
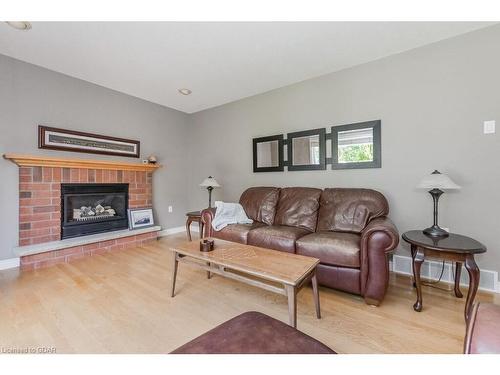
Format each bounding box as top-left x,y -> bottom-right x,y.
202,186 -> 399,306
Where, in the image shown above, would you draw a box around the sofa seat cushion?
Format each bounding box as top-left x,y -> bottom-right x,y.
213,222 -> 265,244
296,231 -> 361,268
247,225 -> 310,253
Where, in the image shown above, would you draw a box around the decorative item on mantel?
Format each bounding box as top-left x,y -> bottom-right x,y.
200,176 -> 221,208
142,155 -> 158,165
417,170 -> 461,237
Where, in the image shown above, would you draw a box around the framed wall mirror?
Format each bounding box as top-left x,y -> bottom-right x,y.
331,120 -> 381,169
287,128 -> 326,171
253,134 -> 284,172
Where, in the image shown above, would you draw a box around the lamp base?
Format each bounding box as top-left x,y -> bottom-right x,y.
423,225 -> 449,238
207,186 -> 214,208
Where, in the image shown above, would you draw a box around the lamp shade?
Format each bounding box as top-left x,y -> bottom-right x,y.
200,176 -> 220,188
417,170 -> 460,190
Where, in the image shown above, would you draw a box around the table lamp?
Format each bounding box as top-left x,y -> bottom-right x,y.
200,176 -> 220,208
417,170 -> 460,237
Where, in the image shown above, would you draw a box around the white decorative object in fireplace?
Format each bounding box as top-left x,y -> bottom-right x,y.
73,204 -> 117,221
61,183 -> 129,239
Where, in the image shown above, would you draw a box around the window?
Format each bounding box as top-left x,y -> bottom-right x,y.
338,127 -> 374,163
331,120 -> 381,169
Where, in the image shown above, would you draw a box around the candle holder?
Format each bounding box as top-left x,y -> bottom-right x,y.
200,238 -> 215,252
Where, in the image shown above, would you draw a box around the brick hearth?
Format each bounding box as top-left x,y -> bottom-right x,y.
19,230 -> 158,271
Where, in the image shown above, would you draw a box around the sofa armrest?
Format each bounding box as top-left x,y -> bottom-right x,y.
201,208 -> 216,238
359,216 -> 399,306
361,216 -> 399,254
465,303 -> 500,354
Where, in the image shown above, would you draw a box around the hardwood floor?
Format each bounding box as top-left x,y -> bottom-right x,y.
0,232 -> 498,354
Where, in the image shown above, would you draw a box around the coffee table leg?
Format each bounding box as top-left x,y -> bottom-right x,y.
464,255 -> 480,321
206,262 -> 212,279
285,284 -> 297,328
454,262 -> 463,298
413,248 -> 425,312
170,252 -> 179,297
311,272 -> 321,319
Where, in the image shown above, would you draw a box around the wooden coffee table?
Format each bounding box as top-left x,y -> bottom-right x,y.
169,239 -> 321,328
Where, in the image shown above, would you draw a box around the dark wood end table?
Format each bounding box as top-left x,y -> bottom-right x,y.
402,230 -> 486,321
185,211 -> 204,241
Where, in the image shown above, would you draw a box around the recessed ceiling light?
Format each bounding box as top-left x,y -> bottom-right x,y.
5,21 -> 32,31
178,88 -> 192,96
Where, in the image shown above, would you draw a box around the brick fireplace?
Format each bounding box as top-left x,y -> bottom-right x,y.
4,154 -> 161,270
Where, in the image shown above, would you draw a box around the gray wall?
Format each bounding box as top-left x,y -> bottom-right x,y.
0,54 -> 190,260
2,25 -> 500,274
187,24 -> 500,273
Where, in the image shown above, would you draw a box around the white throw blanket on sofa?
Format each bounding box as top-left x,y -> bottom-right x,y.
212,201 -> 253,231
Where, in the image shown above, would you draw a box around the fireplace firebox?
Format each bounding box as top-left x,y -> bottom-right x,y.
61,183 -> 129,239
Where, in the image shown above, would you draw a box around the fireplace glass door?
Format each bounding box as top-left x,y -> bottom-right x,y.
61,183 -> 129,239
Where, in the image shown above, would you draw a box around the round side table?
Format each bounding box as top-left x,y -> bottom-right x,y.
402,230 -> 486,321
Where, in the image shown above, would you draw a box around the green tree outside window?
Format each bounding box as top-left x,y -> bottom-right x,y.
338,144 -> 373,163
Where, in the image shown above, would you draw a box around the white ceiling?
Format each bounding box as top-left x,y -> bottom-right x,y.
0,22 -> 495,113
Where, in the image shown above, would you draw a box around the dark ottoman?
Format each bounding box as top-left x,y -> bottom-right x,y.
171,311 -> 335,354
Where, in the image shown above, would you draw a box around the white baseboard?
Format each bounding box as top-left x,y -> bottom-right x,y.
390,254 -> 500,294
158,225 -> 198,238
0,257 -> 20,271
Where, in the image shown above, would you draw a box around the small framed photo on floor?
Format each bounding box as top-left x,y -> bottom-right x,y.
128,208 -> 154,230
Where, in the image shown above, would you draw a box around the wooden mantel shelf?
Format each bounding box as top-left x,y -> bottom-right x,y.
3,153 -> 162,172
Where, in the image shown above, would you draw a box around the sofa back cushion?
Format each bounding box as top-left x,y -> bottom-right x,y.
239,187 -> 281,226
274,187 -> 322,232
317,188 -> 388,233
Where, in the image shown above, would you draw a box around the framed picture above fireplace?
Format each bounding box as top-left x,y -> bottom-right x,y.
128,208 -> 155,230
38,125 -> 140,158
